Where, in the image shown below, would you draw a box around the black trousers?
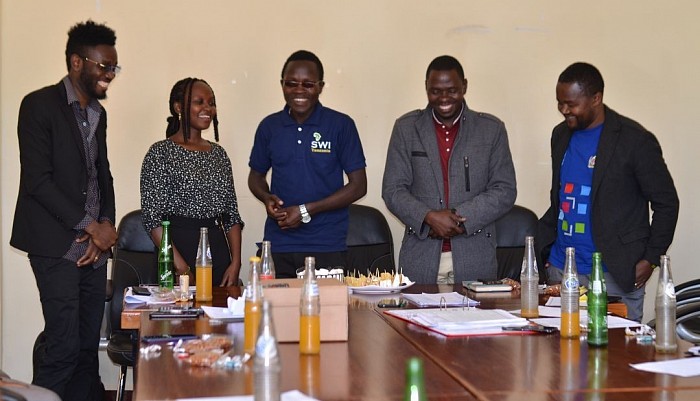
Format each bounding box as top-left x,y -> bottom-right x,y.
272,251 -> 348,278
169,215 -> 231,286
30,256 -> 106,401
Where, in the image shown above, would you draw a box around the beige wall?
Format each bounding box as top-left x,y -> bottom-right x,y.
2,0 -> 699,383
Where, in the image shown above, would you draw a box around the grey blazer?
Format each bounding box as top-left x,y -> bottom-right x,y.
382,103 -> 517,284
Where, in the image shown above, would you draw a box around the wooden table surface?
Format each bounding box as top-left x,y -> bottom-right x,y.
133,286 -> 475,401
130,284 -> 700,400
387,284 -> 700,400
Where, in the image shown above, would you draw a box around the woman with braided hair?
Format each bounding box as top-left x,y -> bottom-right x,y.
140,77 -> 244,286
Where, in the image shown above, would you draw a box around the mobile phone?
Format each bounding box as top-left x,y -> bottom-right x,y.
477,278 -> 503,285
132,286 -> 151,296
502,324 -> 558,334
377,298 -> 406,308
142,334 -> 198,343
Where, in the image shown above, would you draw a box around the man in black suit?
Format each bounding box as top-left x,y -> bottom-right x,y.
537,62 -> 679,322
11,20 -> 119,400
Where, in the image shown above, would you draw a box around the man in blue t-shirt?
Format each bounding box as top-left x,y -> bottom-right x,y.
248,50 -> 367,277
537,62 -> 679,321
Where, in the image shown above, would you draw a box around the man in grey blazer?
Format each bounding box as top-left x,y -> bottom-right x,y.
382,55 -> 516,284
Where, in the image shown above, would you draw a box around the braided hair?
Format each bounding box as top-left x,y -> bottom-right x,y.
166,77 -> 219,142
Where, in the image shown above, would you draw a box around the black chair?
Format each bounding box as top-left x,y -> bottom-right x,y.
346,204 -> 395,273
106,210 -> 157,401
494,205 -> 539,280
673,279 -> 700,343
646,279 -> 700,344
676,278 -> 700,297
676,302 -> 700,344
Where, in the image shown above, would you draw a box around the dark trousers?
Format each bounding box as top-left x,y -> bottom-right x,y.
169,215 -> 232,286
30,256 -> 106,401
272,251 -> 348,278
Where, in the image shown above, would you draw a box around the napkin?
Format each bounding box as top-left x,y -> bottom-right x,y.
228,293 -> 245,315
201,295 -> 245,320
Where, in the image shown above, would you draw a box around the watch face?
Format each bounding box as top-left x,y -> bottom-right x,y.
302,214 -> 311,223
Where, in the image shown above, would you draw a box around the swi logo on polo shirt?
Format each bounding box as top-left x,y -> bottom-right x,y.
311,132 -> 331,153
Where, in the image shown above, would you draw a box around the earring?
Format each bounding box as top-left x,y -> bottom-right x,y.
178,113 -> 181,121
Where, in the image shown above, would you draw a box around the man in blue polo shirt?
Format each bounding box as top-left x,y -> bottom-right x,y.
248,50 -> 367,277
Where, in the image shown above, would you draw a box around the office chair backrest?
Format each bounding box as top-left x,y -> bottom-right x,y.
346,204 -> 395,273
676,278 -> 700,297
108,210 -> 157,334
676,302 -> 700,344
494,205 -> 538,280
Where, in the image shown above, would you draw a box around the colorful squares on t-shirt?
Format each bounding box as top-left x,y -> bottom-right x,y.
564,183 -> 574,194
575,223 -> 586,234
577,203 -> 588,215
561,220 -> 568,231
561,201 -> 571,213
580,185 -> 591,196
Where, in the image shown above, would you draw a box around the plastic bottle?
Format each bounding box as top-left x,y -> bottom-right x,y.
560,247 -> 580,338
158,220 -> 174,290
587,252 -> 608,346
254,300 -> 280,401
655,255 -> 678,353
245,256 -> 263,355
195,227 -> 213,301
299,256 -> 321,354
520,236 -> 539,318
260,240 -> 276,280
404,357 -> 427,401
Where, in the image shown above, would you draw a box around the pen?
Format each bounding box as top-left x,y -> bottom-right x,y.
464,156 -> 470,192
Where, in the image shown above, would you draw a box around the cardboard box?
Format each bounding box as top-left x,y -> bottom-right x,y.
263,278 -> 348,342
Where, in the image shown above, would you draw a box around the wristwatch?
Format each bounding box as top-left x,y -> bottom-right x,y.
299,204 -> 311,223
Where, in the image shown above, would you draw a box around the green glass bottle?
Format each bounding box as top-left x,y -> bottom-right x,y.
587,252 -> 608,346
158,220 -> 174,290
404,357 -> 427,401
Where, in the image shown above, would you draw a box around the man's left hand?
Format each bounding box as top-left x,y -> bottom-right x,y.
77,238 -> 102,267
276,205 -> 303,230
634,259 -> 654,289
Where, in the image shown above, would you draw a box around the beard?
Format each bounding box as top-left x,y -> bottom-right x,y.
79,68 -> 107,100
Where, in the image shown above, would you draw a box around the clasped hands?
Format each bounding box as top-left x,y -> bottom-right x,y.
76,220 -> 117,267
425,209 -> 466,239
263,194 -> 303,229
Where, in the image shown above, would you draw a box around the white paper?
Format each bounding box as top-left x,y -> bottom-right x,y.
177,390 -> 319,401
123,287 -> 175,304
401,292 -> 479,307
530,315 -> 642,330
631,358 -> 700,377
386,308 -> 526,336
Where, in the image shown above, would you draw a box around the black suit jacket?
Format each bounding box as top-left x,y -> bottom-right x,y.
11,81 -> 115,257
536,106 -> 679,292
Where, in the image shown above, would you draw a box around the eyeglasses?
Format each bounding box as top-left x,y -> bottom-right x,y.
83,57 -> 122,74
281,79 -> 321,89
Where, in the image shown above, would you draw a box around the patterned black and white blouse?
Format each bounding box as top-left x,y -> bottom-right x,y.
140,139 -> 244,232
